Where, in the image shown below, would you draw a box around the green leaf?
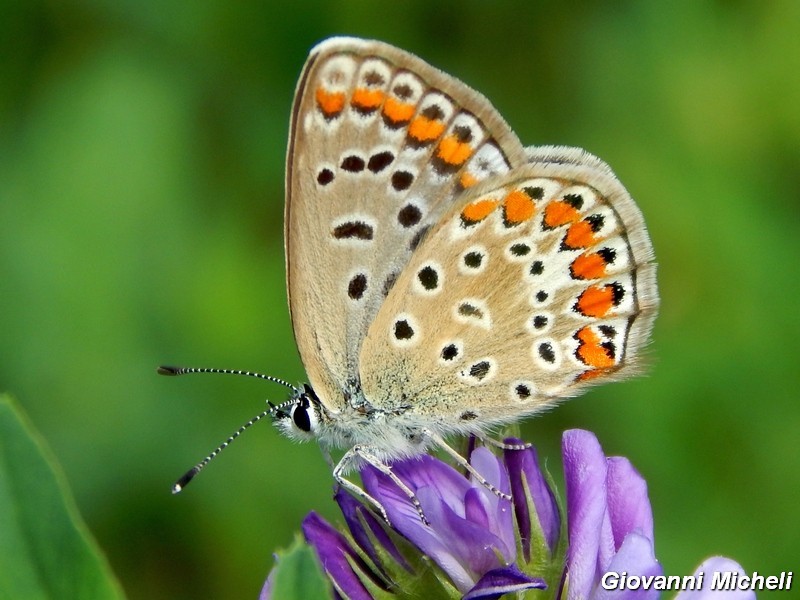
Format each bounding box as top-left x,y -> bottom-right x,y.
0,395 -> 125,599
269,538 -> 331,600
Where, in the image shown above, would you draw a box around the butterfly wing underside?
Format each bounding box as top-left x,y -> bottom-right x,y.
285,37 -> 527,410
359,150 -> 658,428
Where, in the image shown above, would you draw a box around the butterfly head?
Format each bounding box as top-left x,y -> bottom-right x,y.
271,384 -> 323,442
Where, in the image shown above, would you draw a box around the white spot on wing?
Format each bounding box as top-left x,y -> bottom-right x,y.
532,338 -> 561,370
418,92 -> 454,123
453,298 -> 492,329
388,71 -> 424,104
458,357 -> 497,386
464,143 -> 509,182
330,213 -> 377,247
437,339 -> 464,365
525,312 -> 553,335
319,55 -> 357,91
412,261 -> 444,296
510,380 -> 537,403
504,238 -> 535,262
390,312 -> 421,348
458,245 -> 488,275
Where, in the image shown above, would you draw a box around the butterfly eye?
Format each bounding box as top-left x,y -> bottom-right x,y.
290,403 -> 312,432
285,393 -> 320,440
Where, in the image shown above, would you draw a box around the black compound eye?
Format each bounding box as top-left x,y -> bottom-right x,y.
291,404 -> 312,433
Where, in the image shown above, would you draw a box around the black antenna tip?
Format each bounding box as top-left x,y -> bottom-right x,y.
172,466 -> 200,493
158,366 -> 182,376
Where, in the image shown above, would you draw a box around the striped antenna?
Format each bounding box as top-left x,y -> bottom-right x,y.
157,365 -> 298,392
158,365 -> 300,492
172,408 -> 272,493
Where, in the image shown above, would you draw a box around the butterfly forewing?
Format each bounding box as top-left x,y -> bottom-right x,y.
359,153 -> 658,428
286,38 -> 527,410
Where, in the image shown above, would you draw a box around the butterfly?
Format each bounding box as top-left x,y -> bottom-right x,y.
162,37 -> 658,522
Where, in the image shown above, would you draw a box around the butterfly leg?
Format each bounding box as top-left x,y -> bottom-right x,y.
479,436 -> 531,451
334,446 -> 430,526
424,429 -> 512,501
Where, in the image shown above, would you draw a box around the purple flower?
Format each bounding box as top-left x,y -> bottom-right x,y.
301,511 -> 381,600
504,438 -> 560,561
559,430 -> 755,600
562,429 -> 659,599
262,430 -> 753,600
673,557 -> 758,600
361,448 -> 527,592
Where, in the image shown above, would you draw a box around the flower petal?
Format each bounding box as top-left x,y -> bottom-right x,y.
391,455 -> 473,512
362,450 -> 518,593
563,429 -> 609,599
335,487 -> 411,573
470,447 -> 510,497
438,490 -> 509,579
302,512 -> 376,600
504,438 -> 560,558
606,457 -> 654,548
463,564 -> 547,600
592,531 -> 662,600
414,485 -> 478,591
464,486 -> 491,529
259,560 -> 275,600
362,462 -> 476,592
469,448 -> 515,559
674,557 -> 757,600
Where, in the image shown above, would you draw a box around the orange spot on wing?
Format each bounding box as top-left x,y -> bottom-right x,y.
351,88 -> 384,110
578,368 -> 609,382
382,97 -> 415,124
436,135 -> 474,166
576,285 -> 614,318
564,220 -> 596,249
316,88 -> 345,117
543,201 -> 579,228
503,189 -> 536,224
571,252 -> 607,280
459,172 -> 479,188
576,326 -> 600,345
408,116 -> 446,142
575,327 -> 615,368
461,198 -> 499,223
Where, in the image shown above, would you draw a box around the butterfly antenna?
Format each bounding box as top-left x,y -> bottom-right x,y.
160,366 -> 300,492
157,365 -> 298,393
172,407 -> 275,493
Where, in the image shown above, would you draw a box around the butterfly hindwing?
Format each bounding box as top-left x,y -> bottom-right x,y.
359,151 -> 658,429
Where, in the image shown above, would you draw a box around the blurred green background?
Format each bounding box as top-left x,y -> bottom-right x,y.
2,1 -> 798,598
